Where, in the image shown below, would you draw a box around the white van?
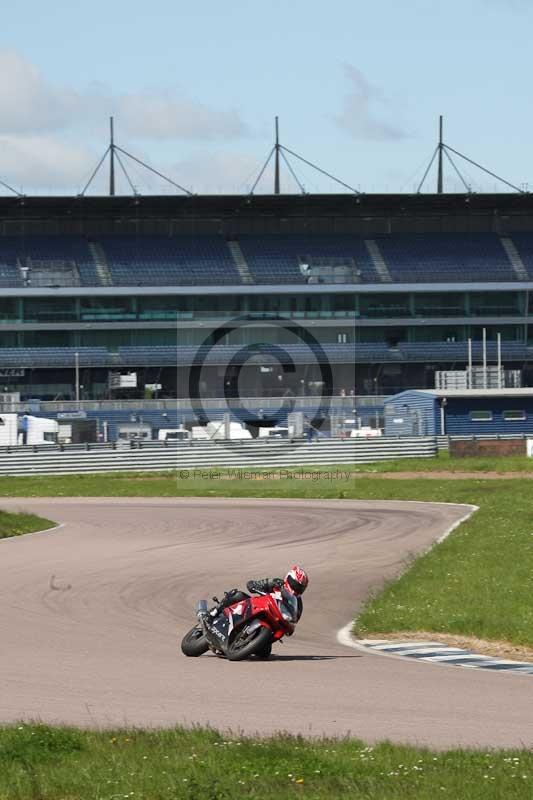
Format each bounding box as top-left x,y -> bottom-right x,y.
0,414 -> 18,446
158,427 -> 190,442
258,426 -> 289,439
26,416 -> 58,444
205,421 -> 252,440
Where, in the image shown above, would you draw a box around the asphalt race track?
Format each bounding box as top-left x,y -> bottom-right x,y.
1,497 -> 532,749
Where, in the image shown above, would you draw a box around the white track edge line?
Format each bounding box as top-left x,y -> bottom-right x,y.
337,501 -> 484,665
0,521 -> 64,543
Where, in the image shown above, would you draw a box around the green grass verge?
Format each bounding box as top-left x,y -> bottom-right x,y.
0,509 -> 55,539
1,466 -> 533,644
0,452 -> 531,504
353,477 -> 533,643
350,451 -> 533,473
0,467 -> 359,499
2,723 -> 533,800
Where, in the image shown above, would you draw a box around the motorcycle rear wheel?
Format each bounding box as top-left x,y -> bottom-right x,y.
181,624 -> 209,657
227,625 -> 273,662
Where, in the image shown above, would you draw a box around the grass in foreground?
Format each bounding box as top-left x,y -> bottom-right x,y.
2,723 -> 533,800
0,509 -> 54,539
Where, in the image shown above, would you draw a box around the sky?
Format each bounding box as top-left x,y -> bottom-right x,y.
0,0 -> 531,195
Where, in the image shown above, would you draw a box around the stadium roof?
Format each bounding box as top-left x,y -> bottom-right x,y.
404,389 -> 533,398
1,191 -> 533,222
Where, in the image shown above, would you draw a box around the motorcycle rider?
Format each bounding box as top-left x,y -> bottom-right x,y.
246,565 -> 309,622
197,565 -> 309,650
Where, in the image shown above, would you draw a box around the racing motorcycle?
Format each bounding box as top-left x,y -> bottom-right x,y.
180,586 -> 299,661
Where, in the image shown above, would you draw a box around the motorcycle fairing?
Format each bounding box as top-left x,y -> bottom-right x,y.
203,589 -> 295,654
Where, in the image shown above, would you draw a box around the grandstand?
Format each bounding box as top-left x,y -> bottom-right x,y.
1,192 -> 533,400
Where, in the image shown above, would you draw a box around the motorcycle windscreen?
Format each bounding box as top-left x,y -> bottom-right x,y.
278,590 -> 299,623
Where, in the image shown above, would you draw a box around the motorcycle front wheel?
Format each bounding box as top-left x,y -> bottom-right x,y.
181,624 -> 209,657
227,625 -> 273,661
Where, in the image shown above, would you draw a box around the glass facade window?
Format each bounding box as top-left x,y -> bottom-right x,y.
0,298 -> 19,322
333,294 -> 355,318
358,326 -> 407,344
0,331 -> 18,346
23,297 -> 77,322
359,294 -> 409,319
469,292 -> 521,317
194,295 -> 242,318
80,297 -> 135,321
249,295 -> 287,317
470,410 -> 493,422
411,326 -> 464,342
138,296 -> 192,320
22,331 -> 75,347
414,293 -> 464,317
503,410 -> 526,421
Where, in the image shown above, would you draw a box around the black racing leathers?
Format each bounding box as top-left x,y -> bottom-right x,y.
246,577 -> 303,621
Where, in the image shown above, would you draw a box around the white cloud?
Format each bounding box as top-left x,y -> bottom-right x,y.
123,150 -> 267,195
0,49 -> 253,191
0,51 -> 76,134
0,49 -> 249,141
0,134 -> 95,192
164,150 -> 317,195
116,92 -> 247,141
333,64 -> 407,141
0,134 -> 269,195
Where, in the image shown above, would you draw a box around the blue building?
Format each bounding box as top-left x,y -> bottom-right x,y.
384,389 -> 533,436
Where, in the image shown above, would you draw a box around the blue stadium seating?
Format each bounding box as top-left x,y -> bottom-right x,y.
0,347 -> 108,367
0,232 -> 532,287
99,235 -> 239,286
384,341 -> 527,362
375,234 -> 516,283
238,234 -> 378,283
118,343 -> 355,366
1,341 -> 529,369
0,236 -> 99,285
0,343 -> 355,368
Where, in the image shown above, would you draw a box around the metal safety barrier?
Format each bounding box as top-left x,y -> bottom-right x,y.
0,437 -> 437,476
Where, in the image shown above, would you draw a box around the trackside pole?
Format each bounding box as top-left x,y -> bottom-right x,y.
468,337 -> 473,389
497,332 -> 502,388
482,327 -> 487,389
75,351 -> 80,406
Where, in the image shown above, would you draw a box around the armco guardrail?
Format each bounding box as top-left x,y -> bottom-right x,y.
0,437 -> 437,476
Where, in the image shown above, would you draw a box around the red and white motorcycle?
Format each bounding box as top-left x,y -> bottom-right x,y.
180,586 -> 299,661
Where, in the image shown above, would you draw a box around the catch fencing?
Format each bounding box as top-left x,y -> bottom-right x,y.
0,437 -> 437,476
